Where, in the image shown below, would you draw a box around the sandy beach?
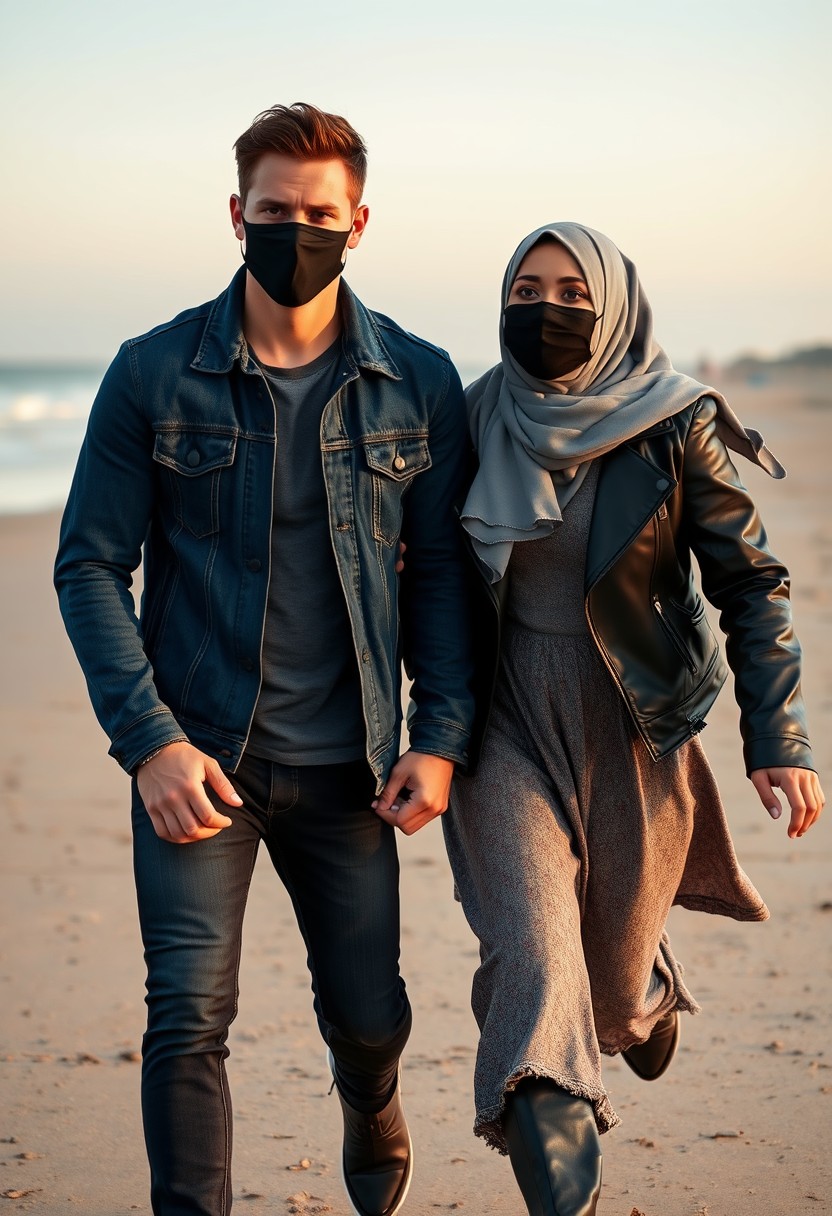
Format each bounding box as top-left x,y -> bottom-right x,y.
1,370 -> 830,1215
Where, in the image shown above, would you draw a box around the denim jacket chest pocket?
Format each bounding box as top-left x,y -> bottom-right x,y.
152,429 -> 238,538
362,434 -> 431,546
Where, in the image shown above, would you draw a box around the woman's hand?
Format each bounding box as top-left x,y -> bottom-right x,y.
749,767 -> 825,839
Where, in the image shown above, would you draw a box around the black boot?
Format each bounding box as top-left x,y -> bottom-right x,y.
621,1009 -> 680,1081
329,1051 -> 413,1216
503,1078 -> 602,1216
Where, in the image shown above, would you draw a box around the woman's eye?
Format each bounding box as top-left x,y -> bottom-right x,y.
516,287 -> 538,300
562,288 -> 585,303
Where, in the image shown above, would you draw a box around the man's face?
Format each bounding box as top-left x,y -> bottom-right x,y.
230,153 -> 368,252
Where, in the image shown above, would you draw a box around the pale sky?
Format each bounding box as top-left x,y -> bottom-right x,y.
1,0 -> 829,369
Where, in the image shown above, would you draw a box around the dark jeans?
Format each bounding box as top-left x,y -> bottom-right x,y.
131,753 -> 412,1216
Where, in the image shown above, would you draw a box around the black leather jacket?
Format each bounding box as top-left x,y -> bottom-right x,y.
467,396 -> 813,776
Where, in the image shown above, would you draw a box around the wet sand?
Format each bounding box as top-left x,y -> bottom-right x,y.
1,370 -> 830,1214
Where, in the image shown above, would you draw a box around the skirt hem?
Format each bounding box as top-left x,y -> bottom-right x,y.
473,1061 -> 621,1155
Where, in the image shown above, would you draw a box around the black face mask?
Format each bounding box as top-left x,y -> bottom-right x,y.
503,301 -> 598,381
242,220 -> 352,307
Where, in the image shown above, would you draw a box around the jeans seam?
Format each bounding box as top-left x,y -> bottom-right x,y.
218,1054 -> 230,1216
220,835 -> 259,1214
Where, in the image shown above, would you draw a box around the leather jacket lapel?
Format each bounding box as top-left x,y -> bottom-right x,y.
586,441 -> 676,592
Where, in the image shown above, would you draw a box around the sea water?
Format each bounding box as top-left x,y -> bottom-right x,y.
0,360 -> 490,516
0,364 -> 104,514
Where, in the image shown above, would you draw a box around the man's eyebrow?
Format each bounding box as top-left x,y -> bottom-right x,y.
256,197 -> 340,210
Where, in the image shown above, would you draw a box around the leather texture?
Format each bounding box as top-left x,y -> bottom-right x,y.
503,1078 -> 602,1216
330,1053 -> 413,1216
622,1008 -> 681,1081
466,397 -> 812,775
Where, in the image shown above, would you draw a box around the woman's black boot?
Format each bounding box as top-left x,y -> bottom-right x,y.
503,1078 -> 602,1216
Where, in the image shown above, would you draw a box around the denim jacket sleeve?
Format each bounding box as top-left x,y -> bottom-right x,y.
398,359 -> 476,766
54,343 -> 190,772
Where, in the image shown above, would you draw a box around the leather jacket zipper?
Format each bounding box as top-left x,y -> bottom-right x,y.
584,597 -> 657,758
652,596 -> 698,674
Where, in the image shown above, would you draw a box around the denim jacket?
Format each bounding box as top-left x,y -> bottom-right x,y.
55,268 -> 475,789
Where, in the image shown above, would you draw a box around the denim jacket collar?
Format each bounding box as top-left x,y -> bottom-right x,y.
190,265 -> 402,381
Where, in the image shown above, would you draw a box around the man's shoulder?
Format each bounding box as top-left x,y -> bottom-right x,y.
368,308 -> 453,369
125,297 -> 215,354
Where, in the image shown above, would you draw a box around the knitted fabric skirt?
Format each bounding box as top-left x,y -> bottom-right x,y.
444,623 -> 767,1153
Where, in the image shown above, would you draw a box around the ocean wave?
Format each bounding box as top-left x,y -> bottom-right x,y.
0,391 -> 92,427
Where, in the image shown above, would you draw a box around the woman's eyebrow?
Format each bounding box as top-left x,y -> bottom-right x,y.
513,274 -> 588,285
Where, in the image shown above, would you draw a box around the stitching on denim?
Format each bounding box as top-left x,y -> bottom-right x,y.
411,717 -> 469,733
375,535 -> 392,633
218,1053 -> 230,1216
266,765 -> 299,821
180,530 -> 220,709
111,705 -> 176,742
148,520 -> 182,651
220,837 -> 259,1215
321,428 -> 429,452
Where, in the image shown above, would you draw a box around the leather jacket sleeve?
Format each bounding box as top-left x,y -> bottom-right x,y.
680,396 -> 813,773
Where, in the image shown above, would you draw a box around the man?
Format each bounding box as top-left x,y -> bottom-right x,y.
55,102 -> 475,1216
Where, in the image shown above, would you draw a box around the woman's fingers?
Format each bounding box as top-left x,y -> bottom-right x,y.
749,769 -> 782,819
749,767 -> 825,838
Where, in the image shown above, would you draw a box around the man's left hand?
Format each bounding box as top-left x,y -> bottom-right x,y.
372,751 -> 454,835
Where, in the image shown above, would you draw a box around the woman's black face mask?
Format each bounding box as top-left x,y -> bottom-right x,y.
503,301 -> 598,381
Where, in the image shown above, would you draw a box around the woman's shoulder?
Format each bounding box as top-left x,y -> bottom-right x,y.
463,364 -> 501,399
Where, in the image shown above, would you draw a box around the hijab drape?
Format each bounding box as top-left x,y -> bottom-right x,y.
462,222 -> 784,582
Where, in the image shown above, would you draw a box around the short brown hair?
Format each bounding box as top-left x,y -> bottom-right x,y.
233,102 -> 367,209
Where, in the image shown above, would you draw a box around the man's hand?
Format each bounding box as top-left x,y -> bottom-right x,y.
372,751 -> 454,836
136,741 -> 243,844
750,767 -> 825,839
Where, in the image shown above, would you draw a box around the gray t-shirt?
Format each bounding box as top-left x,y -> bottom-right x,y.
246,339 -> 366,765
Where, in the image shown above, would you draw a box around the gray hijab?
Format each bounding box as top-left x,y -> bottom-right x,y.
461,222 -> 784,583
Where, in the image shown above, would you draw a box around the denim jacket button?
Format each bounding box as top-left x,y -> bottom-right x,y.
656,477 -> 669,491
393,455 -> 406,471
186,449 -> 201,468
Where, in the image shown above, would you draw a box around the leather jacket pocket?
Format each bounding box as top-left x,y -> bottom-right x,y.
363,434 -> 431,546
652,595 -> 699,674
153,429 -> 237,539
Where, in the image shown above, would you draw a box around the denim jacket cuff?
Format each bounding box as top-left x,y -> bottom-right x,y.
408,719 -> 471,769
109,709 -> 191,775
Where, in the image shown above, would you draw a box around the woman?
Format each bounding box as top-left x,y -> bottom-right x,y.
444,222 -> 825,1215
